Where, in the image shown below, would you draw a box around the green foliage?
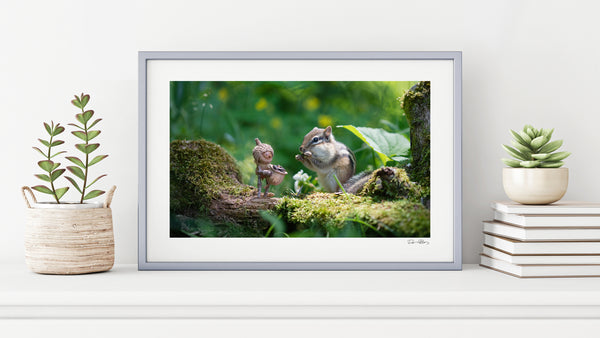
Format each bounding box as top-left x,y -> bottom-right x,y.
502,125 -> 570,168
65,93 -> 108,202
275,193 -> 430,237
170,81 -> 416,195
31,121 -> 69,203
337,125 -> 410,166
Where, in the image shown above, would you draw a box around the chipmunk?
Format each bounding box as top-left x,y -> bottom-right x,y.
295,126 -> 355,193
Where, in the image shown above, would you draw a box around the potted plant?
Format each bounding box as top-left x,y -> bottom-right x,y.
501,125 -> 571,204
21,93 -> 116,274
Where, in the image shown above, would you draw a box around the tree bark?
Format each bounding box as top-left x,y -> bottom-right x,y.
402,81 -> 431,188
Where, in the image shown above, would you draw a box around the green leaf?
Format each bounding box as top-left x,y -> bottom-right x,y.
66,156 -> 85,168
88,154 -> 108,166
32,146 -> 46,157
72,130 -> 87,141
50,140 -> 64,147
87,130 -> 101,141
49,150 -> 67,159
539,140 -> 563,154
546,151 -> 570,162
51,162 -> 60,172
55,187 -> 69,200
518,131 -> 532,144
86,174 -> 106,188
50,168 -> 66,182
38,160 -> 54,172
502,144 -> 529,161
83,189 -> 105,200
75,113 -> 85,124
531,153 -> 550,160
542,128 -> 554,140
68,123 -> 84,130
520,160 -> 541,168
526,128 -> 535,139
540,161 -> 564,168
32,185 -> 53,195
67,166 -> 85,180
82,110 -> 94,124
38,138 -> 50,147
43,122 -> 52,135
88,118 -> 102,129
65,176 -> 82,193
80,94 -> 90,108
53,125 -> 65,136
337,125 -> 410,161
75,143 -> 86,153
530,136 -> 548,150
72,95 -> 82,108
34,174 -> 51,182
523,124 -> 534,133
510,130 -> 531,149
84,143 -> 99,154
511,141 -> 532,156
501,158 -> 522,168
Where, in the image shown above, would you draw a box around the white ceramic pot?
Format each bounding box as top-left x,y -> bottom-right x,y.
502,168 -> 568,205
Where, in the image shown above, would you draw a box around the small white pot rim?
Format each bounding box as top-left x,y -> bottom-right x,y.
32,201 -> 104,209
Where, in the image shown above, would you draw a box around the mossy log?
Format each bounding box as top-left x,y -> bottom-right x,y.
170,140 -> 276,236
402,81 -> 430,188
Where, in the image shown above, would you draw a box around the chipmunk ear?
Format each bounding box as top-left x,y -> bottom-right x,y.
324,126 -> 332,137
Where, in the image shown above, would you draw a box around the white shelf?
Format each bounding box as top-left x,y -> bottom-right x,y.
2,264 -> 600,320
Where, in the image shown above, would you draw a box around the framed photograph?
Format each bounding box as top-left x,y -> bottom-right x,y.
138,51 -> 462,270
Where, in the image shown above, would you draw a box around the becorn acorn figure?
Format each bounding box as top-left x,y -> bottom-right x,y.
252,138 -> 287,198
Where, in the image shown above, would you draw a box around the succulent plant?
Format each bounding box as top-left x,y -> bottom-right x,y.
502,125 -> 570,168
31,121 -> 70,203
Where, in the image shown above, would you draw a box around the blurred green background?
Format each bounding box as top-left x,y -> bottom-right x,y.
170,81 -> 417,195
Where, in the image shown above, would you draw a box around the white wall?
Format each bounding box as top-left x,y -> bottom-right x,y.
2,0 -> 599,265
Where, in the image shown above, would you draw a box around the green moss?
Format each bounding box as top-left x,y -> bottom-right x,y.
170,139 -> 254,216
275,193 -> 430,237
360,167 -> 424,202
401,81 -> 431,189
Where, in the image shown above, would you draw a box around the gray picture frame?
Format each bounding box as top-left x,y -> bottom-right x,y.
138,51 -> 462,270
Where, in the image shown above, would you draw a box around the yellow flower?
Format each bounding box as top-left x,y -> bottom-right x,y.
318,115 -> 334,128
304,96 -> 320,111
255,97 -> 268,111
270,117 -> 282,129
218,88 -> 228,101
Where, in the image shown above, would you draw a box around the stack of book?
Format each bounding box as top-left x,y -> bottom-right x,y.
480,201 -> 600,278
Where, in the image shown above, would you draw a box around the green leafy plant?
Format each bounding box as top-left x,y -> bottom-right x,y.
31,121 -> 70,203
337,125 -> 410,166
65,93 -> 108,203
502,125 -> 570,168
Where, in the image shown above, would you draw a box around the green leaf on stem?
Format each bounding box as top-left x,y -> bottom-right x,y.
71,95 -> 82,108
86,174 -> 106,188
38,138 -> 50,147
32,185 -> 53,195
50,168 -> 66,182
68,123 -> 84,130
32,146 -> 46,157
50,140 -> 64,147
66,156 -> 85,168
67,166 -> 85,180
34,174 -> 51,182
55,187 -> 69,200
88,118 -> 102,129
83,190 -> 105,200
49,150 -> 66,159
84,143 -> 99,154
87,130 -> 100,141
80,94 -> 90,108
53,125 -> 65,136
38,160 -> 54,172
82,110 -> 94,123
65,176 -> 82,193
44,122 -> 52,135
88,154 -> 108,166
72,130 -> 87,141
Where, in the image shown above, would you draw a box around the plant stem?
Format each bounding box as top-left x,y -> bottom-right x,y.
80,107 -> 88,203
47,129 -> 60,204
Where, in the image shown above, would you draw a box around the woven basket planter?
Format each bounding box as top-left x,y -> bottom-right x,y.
21,186 -> 116,275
